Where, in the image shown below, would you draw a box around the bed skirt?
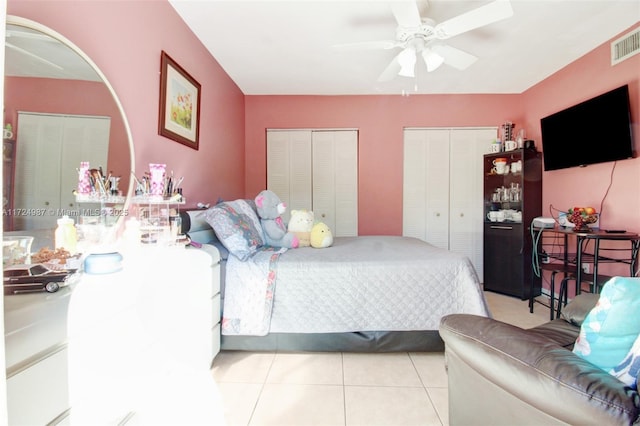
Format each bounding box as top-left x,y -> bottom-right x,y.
220,330 -> 444,352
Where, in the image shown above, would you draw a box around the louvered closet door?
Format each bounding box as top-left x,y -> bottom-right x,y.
266,130 -> 312,223
449,128 -> 496,281
267,129 -> 358,236
403,127 -> 494,282
15,114 -> 64,230
311,130 -> 358,237
402,129 -> 450,250
15,113 -> 110,230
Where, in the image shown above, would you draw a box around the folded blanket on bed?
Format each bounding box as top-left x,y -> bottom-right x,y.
221,246 -> 286,336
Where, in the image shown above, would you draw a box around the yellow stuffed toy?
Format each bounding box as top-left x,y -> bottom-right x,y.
287,209 -> 314,247
310,222 -> 333,248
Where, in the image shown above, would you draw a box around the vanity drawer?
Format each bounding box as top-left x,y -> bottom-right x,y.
211,294 -> 221,328
211,263 -> 221,296
4,289 -> 72,369
211,323 -> 221,361
7,346 -> 69,425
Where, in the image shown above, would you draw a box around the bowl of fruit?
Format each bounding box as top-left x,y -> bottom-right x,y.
567,207 -> 598,231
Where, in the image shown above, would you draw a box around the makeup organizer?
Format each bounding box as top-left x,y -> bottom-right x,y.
129,163 -> 186,246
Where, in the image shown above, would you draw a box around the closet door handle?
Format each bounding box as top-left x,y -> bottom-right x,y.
490,225 -> 513,230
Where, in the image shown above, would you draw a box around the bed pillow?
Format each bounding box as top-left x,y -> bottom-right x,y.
573,277 -> 640,372
204,199 -> 265,261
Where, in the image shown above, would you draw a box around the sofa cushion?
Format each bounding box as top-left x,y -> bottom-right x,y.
573,277 -> 640,372
560,292 -> 600,326
529,319 -> 581,349
204,199 -> 265,261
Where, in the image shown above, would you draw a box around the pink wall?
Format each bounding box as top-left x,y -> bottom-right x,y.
245,94 -> 521,235
521,22 -> 640,280
7,0 -> 246,209
523,23 -> 640,233
5,77 -> 131,188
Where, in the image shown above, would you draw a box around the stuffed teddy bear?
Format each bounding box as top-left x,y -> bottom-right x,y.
254,190 -> 299,249
310,222 -> 333,248
287,209 -> 314,247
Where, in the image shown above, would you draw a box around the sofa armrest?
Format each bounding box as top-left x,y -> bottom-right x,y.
439,314 -> 639,425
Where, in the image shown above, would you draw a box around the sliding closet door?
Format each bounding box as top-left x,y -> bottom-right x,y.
312,130 -> 358,237
403,128 -> 450,250
14,112 -> 110,230
266,129 -> 358,236
403,127 -> 495,281
266,130 -> 312,223
449,128 -> 496,281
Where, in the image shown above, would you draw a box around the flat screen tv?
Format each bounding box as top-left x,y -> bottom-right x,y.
540,84 -> 635,171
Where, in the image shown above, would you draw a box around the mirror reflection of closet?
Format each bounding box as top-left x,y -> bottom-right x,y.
3,16 -> 135,241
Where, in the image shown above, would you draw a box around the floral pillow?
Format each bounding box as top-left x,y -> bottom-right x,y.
610,333 -> 640,389
573,277 -> 640,372
205,199 -> 265,261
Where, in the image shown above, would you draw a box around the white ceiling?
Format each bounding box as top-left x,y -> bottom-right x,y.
5,24 -> 101,82
169,0 -> 640,95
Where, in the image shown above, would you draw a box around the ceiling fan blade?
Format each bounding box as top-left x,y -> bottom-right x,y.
6,42 -> 64,70
390,1 -> 422,28
377,52 -> 402,82
333,40 -> 400,51
434,0 -> 514,39
432,44 -> 478,70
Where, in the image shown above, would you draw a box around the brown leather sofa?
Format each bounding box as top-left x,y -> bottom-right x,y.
439,294 -> 640,425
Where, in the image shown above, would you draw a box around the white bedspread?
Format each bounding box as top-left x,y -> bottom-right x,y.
222,236 -> 489,336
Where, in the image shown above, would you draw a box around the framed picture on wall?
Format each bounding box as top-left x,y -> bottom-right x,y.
158,51 -> 201,150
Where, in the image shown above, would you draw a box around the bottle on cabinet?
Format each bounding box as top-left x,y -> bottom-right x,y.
55,215 -> 78,254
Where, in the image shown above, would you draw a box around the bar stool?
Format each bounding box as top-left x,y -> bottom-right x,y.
540,263 -> 577,320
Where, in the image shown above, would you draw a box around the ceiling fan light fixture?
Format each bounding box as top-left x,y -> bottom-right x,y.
397,47 -> 416,77
422,48 -> 444,72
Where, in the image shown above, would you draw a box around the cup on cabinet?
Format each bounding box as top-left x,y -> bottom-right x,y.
493,158 -> 508,174
487,211 -> 499,222
504,140 -> 517,151
511,160 -> 522,173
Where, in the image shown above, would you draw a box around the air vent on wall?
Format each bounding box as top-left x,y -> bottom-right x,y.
611,27 -> 640,66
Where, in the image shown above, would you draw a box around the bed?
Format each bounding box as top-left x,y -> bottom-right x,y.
182,201 -> 490,352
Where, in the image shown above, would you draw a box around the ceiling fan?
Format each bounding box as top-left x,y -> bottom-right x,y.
338,0 -> 514,82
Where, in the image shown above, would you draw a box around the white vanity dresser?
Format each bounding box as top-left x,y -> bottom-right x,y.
67,246 -> 223,425
4,286 -> 74,425
4,245 -> 223,425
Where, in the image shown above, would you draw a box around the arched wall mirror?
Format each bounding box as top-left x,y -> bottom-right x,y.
3,15 -> 135,246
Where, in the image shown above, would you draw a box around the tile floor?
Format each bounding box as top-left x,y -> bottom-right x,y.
211,291 -> 550,426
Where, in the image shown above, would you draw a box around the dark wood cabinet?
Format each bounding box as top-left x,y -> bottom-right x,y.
483,148 -> 542,299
